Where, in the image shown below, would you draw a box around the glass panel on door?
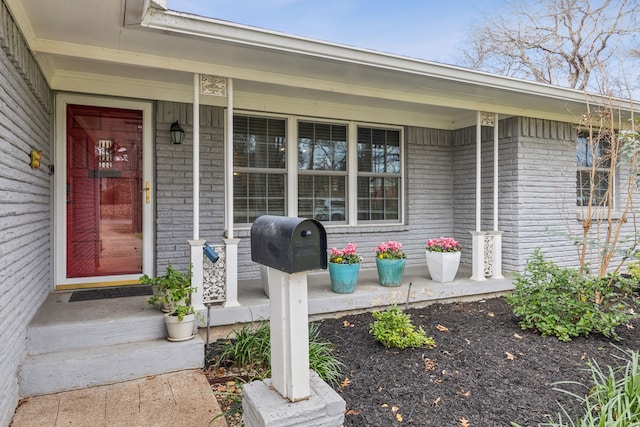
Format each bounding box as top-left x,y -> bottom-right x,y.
66,104 -> 143,278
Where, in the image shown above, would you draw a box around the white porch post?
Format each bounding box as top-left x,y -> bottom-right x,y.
470,111 -> 486,281
491,112 -> 504,279
269,269 -> 311,401
190,72 -> 206,312
224,77 -> 240,307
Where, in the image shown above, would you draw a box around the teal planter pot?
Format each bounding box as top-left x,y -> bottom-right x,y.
328,262 -> 360,294
375,258 -> 406,287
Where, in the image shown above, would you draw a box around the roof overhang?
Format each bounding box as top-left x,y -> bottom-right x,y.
6,0 -> 638,129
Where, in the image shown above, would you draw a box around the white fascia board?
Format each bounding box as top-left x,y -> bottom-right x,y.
142,7 -> 634,109
32,40 -> 585,122
50,70 -> 199,104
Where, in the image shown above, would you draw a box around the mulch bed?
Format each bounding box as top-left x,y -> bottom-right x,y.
207,296 -> 640,426
316,297 -> 640,426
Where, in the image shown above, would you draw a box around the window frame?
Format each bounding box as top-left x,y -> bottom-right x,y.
576,132 -> 613,209
231,112 -> 404,227
232,113 -> 288,225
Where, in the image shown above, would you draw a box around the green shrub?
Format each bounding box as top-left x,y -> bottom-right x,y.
369,304 -> 435,349
627,251 -> 640,281
505,249 -> 634,342
543,348 -> 640,426
212,321 -> 344,385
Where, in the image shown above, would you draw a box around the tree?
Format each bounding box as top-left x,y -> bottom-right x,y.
461,0 -> 640,91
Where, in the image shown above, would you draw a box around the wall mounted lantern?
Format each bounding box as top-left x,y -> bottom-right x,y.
170,121 -> 185,144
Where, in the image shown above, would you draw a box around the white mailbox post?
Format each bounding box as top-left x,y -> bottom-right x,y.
268,268 -> 310,401
244,216 -> 345,426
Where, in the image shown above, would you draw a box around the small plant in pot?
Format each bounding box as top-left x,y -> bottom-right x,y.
425,237 -> 461,282
141,263 -> 198,341
141,263 -> 192,313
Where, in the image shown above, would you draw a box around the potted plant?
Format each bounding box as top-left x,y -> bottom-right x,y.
373,241 -> 407,287
141,263 -> 190,313
425,237 -> 461,282
328,243 -> 361,293
141,264 -> 197,341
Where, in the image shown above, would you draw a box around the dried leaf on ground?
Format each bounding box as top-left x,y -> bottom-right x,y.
459,389 -> 471,397
505,352 -> 515,361
513,333 -> 522,339
396,412 -> 403,422
459,416 -> 471,426
423,357 -> 437,371
433,397 -> 441,406
487,312 -> 495,317
345,408 -> 361,415
436,324 -> 449,332
343,320 -> 354,327
340,377 -> 351,388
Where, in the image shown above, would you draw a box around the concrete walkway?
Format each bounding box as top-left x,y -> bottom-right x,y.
10,370 -> 227,427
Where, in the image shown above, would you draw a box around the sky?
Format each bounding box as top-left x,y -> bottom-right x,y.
168,1 -> 505,66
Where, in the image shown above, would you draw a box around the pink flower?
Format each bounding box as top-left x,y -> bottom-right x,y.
374,241 -> 406,260
426,237 -> 461,253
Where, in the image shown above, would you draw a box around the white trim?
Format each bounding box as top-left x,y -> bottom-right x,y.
53,94 -> 154,288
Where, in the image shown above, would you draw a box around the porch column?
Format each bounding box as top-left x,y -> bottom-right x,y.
491,112 -> 504,279
224,78 -> 240,307
190,72 -> 206,312
470,112 -> 486,281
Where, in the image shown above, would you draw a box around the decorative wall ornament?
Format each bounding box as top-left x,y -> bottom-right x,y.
200,75 -> 227,96
203,244 -> 226,303
29,149 -> 42,169
484,234 -> 494,276
481,111 -> 496,127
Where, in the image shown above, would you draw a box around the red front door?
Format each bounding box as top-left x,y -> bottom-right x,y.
66,104 -> 143,278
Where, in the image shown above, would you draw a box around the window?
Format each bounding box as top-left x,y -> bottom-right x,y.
232,114 -> 403,225
297,122 -> 347,222
233,116 -> 286,223
576,133 -> 611,207
357,127 -> 401,220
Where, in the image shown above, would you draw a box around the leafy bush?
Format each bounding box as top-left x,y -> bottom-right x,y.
212,321 -> 344,385
543,348 -> 640,426
505,249 -> 634,342
627,250 -> 640,281
369,304 -> 435,349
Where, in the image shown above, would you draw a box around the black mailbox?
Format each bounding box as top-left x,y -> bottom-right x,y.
251,215 -> 327,274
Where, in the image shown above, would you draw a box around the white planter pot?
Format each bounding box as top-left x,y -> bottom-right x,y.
164,312 -> 195,342
426,251 -> 461,282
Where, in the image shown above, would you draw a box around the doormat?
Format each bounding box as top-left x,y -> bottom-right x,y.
69,285 -> 153,302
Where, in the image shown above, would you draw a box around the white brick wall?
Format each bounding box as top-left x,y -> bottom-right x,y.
0,2 -> 52,425
151,110 -> 617,279
154,102 -> 226,276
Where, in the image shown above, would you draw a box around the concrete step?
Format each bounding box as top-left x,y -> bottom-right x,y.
26,295 -> 166,355
19,335 -> 204,397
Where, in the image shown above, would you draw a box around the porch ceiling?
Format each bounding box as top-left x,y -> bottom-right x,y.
7,0 -> 627,128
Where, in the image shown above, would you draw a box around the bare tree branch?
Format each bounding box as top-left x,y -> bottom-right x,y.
461,0 -> 640,90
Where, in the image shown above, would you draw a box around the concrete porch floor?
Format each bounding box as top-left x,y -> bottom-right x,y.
201,263 -> 514,339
